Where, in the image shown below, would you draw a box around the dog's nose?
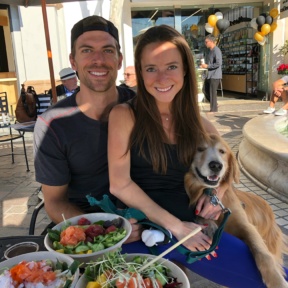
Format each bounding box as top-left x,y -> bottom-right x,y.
209,161 -> 223,172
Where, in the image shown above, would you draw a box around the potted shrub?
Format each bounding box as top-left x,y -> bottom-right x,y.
277,40 -> 288,74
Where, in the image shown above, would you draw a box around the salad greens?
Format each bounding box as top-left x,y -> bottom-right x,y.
48,217 -> 127,255
84,249 -> 183,288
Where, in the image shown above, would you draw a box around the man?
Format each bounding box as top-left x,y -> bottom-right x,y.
201,34 -> 222,112
48,67 -> 79,100
34,16 -> 139,240
120,66 -> 137,93
263,75 -> 288,116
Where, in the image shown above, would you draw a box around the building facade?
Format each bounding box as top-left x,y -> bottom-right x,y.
0,0 -> 287,113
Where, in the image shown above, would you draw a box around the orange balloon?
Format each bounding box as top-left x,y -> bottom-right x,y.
261,24 -> 271,36
254,32 -> 264,42
270,22 -> 277,33
269,8 -> 279,18
208,15 -> 218,27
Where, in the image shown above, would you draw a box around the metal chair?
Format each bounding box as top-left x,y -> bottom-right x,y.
0,92 -> 30,171
217,79 -> 224,97
28,93 -> 52,235
29,186 -> 45,235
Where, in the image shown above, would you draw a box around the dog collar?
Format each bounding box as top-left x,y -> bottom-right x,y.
204,188 -> 217,196
204,188 -> 230,214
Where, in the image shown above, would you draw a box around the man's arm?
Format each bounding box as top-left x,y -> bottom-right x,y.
42,184 -> 85,223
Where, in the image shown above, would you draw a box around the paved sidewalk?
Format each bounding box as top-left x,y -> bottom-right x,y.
0,94 -> 287,287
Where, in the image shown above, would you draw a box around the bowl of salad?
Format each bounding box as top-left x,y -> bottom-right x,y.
76,249 -> 189,288
0,251 -> 79,288
44,213 -> 132,265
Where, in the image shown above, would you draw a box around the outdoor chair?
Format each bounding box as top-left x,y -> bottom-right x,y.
28,92 -> 52,235
0,92 -> 30,171
37,91 -> 51,115
29,186 -> 56,236
29,186 -> 45,235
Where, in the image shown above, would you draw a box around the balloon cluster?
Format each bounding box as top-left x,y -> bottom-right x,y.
250,8 -> 279,46
205,12 -> 230,37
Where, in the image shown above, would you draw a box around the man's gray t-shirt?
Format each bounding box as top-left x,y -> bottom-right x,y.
34,87 -> 135,212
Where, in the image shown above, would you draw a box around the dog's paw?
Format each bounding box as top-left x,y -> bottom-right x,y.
203,221 -> 218,238
195,217 -> 218,238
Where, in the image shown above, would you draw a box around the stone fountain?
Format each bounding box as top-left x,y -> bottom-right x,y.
238,115 -> 288,201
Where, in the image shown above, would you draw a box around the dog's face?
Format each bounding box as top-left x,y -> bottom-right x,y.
191,134 -> 238,188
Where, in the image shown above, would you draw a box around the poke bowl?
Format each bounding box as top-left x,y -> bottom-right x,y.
0,251 -> 79,288
44,213 -> 132,265
76,250 -> 190,288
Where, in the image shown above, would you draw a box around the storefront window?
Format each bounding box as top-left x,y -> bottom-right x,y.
131,8 -> 175,38
131,4 -> 267,98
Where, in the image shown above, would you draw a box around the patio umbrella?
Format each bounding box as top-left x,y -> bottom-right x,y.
1,0 -> 93,103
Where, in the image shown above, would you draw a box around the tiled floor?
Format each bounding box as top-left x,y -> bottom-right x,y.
0,94 -> 287,287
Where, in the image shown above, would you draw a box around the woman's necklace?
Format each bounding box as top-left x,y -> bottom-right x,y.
161,113 -> 171,122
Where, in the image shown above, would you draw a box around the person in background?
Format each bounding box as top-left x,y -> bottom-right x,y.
263,76 -> 288,116
33,15 -> 139,242
120,66 -> 137,93
48,67 -> 79,101
201,34 -> 222,112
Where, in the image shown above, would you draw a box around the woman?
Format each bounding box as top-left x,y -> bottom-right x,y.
108,25 -> 283,287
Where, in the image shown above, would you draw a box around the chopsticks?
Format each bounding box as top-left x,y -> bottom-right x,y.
138,227 -> 202,272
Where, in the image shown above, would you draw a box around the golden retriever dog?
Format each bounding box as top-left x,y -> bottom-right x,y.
184,133 -> 288,288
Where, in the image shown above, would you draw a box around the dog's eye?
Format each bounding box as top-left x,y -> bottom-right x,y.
219,149 -> 225,154
197,147 -> 206,152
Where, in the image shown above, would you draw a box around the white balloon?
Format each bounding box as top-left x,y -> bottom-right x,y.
215,12 -> 223,20
205,22 -> 214,34
250,18 -> 258,30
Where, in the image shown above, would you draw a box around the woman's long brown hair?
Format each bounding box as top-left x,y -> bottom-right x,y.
129,25 -> 208,173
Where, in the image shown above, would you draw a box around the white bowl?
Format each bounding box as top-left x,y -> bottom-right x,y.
76,253 -> 190,288
44,213 -> 132,264
0,251 -> 79,288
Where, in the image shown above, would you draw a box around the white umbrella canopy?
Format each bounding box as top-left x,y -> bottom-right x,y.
2,0 -> 72,5
1,0 -> 93,103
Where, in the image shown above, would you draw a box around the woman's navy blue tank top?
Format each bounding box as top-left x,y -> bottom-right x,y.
130,142 -> 195,221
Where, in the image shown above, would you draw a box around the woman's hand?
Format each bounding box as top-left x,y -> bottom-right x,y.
195,183 -> 227,220
174,221 -> 217,260
124,218 -> 143,243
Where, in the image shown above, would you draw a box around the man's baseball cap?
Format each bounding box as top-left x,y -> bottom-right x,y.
71,15 -> 120,49
59,67 -> 76,80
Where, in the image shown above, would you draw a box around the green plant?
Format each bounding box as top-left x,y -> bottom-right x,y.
278,40 -> 288,57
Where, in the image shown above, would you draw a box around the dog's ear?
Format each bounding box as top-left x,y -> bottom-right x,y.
227,151 -> 240,184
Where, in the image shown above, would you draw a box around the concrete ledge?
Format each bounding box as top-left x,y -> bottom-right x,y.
239,114 -> 288,199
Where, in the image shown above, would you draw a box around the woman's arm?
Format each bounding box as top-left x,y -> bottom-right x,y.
108,105 -> 213,252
